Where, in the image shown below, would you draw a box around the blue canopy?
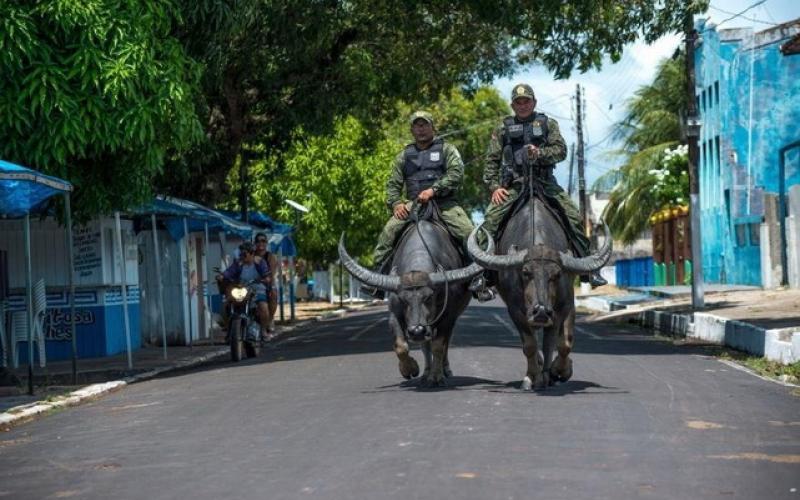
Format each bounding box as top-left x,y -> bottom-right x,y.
0,160 -> 73,217
132,197 -> 253,240
219,209 -> 297,256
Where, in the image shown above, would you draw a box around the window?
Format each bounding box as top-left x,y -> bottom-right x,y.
715,136 -> 721,204
702,141 -> 707,169
707,85 -> 713,108
749,223 -> 760,246
714,81 -> 720,105
735,224 -> 747,247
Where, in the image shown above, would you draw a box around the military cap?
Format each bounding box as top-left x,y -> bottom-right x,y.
409,110 -> 434,127
511,83 -> 536,101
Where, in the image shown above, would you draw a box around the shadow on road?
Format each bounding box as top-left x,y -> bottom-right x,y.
365,375 -> 508,393
151,302 -> 723,382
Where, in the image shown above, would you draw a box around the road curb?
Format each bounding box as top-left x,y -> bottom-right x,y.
0,304 -> 383,430
610,308 -> 800,365
0,347 -> 230,431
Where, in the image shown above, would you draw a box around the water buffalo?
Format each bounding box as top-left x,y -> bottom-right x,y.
339,219 -> 492,387
467,195 -> 611,390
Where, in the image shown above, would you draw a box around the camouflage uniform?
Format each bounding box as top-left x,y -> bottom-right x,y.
480,114 -> 590,257
373,140 -> 474,266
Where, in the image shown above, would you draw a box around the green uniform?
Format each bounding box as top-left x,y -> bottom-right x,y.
373,140 -> 474,266
480,115 -> 589,257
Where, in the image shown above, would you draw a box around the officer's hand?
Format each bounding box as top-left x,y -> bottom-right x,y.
491,188 -> 509,205
417,188 -> 435,204
526,145 -> 540,161
393,203 -> 410,220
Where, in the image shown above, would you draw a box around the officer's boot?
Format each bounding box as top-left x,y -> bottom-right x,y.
468,272 -> 496,302
580,272 -> 608,289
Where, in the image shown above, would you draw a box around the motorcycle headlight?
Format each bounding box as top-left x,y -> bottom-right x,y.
230,286 -> 248,302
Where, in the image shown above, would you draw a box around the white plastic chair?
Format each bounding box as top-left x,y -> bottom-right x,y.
11,279 -> 47,368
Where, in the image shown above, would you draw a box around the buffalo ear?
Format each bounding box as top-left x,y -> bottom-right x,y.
509,244 -> 519,253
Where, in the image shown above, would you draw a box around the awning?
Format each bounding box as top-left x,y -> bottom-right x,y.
0,160 -> 73,217
220,209 -> 296,256
132,196 -> 254,240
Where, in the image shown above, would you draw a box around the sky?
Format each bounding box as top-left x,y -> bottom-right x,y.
492,0 -> 800,192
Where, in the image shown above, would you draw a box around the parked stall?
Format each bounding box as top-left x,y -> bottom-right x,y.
0,160 -> 76,392
134,197 -> 253,350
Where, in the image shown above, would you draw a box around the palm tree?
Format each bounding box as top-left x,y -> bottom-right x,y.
595,53 -> 687,244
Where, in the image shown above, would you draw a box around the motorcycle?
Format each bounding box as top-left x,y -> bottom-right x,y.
224,279 -> 262,361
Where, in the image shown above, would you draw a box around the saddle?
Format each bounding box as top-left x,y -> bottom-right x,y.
494,179 -> 580,256
380,201 -> 468,273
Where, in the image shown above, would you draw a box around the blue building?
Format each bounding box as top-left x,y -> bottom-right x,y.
694,19 -> 800,286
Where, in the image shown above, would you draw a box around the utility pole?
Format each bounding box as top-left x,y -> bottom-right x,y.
567,143 -> 576,196
575,84 -> 588,235
685,7 -> 704,309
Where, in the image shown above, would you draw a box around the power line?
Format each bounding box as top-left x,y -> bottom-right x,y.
586,128 -> 617,150
589,100 -> 615,123
715,0 -> 771,27
709,4 -> 779,25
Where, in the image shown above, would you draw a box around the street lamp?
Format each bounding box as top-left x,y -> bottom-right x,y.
283,199 -> 309,321
284,198 -> 309,227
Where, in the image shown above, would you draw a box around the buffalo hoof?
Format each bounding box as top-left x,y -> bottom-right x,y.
535,372 -> 549,390
443,365 -> 453,378
399,358 -> 420,380
550,356 -> 573,383
521,374 -> 548,391
420,376 -> 447,389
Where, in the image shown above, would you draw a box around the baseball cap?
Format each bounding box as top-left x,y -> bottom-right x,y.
409,110 -> 434,127
511,83 -> 535,101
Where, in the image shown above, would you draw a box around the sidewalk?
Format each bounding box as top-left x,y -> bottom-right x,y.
0,299 -> 384,429
578,285 -> 800,365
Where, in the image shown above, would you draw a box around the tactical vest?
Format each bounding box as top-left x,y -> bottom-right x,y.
402,139 -> 449,201
499,113 -> 551,186
501,113 -> 550,165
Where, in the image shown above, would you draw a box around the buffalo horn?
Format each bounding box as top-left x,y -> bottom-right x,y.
338,234 -> 400,291
466,226 -> 527,270
559,221 -> 613,273
428,237 -> 495,285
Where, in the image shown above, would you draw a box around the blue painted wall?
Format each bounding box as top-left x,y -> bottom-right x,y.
10,287 -> 142,364
695,20 -> 800,285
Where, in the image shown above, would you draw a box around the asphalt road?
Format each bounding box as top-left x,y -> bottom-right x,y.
1,299 -> 798,500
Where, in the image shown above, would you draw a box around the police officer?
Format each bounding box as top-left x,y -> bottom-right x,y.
478,83 -> 606,287
367,110 -> 493,299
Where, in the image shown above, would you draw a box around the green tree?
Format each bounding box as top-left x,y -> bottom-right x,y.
248,116 -> 398,263
595,54 -> 689,244
0,1 -> 202,219
162,0 -> 704,207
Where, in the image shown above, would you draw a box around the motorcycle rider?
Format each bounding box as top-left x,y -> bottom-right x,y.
218,241 -> 272,342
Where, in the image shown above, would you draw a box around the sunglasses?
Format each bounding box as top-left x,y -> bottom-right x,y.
256,239 -> 267,243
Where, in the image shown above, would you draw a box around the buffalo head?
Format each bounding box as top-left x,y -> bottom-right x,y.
467,223 -> 612,327
338,233 -> 494,341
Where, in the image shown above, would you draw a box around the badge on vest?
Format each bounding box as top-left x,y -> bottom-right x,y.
429,152 -> 440,162
531,122 -> 543,136
507,124 -> 523,133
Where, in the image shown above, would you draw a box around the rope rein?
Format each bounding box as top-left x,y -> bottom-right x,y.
403,200 -> 450,328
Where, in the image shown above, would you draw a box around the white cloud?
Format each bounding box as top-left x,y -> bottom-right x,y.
493,34 -> 682,189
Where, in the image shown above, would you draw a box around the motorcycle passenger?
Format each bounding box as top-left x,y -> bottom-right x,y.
219,241 -> 272,343
254,232 -> 278,338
